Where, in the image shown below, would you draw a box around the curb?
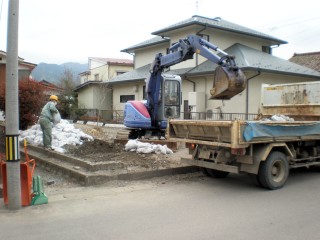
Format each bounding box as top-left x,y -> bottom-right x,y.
21,145 -> 198,186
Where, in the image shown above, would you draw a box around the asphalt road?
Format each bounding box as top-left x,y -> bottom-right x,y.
1,169 -> 320,240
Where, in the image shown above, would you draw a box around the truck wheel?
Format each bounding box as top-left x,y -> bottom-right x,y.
206,169 -> 229,178
258,151 -> 289,190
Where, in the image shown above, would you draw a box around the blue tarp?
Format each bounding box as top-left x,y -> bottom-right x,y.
243,121 -> 320,142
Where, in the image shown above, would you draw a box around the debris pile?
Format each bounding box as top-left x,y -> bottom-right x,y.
125,139 -> 173,155
261,114 -> 294,122
19,119 -> 93,153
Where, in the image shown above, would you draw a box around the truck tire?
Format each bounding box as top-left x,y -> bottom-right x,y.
258,151 -> 289,190
206,168 -> 229,178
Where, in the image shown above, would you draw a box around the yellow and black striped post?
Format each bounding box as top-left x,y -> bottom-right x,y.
6,135 -> 20,161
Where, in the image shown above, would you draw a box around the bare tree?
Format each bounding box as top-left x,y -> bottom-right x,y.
57,67 -> 85,120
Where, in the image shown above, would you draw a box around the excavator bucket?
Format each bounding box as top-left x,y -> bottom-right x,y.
209,66 -> 247,100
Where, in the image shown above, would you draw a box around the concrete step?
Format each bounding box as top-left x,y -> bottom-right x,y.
20,145 -> 198,186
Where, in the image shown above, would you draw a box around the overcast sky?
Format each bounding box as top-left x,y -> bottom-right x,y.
0,0 -> 319,65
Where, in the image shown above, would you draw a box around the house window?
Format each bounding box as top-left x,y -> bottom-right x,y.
262,46 -> 272,54
94,74 -> 99,80
116,71 -> 127,76
120,95 -> 135,103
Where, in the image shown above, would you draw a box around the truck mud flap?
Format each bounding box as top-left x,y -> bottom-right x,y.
181,158 -> 239,174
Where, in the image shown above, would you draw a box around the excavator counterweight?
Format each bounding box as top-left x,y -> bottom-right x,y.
209,65 -> 246,100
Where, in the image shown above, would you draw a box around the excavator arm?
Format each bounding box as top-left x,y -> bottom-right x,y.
146,34 -> 246,127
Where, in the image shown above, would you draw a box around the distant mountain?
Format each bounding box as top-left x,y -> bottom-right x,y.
31,62 -> 87,84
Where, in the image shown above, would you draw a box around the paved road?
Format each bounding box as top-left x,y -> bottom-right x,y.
1,169 -> 320,240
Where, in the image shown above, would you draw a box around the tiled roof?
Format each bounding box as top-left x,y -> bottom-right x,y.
73,81 -> 105,92
89,57 -> 133,65
108,64 -> 151,84
110,45 -> 320,86
121,16 -> 287,54
109,65 -> 194,84
289,52 -> 320,72
152,15 -> 287,45
188,44 -> 320,78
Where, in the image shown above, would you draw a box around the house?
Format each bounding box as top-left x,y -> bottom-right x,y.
74,57 -> 133,120
79,57 -> 134,84
289,52 -> 320,72
0,50 -> 37,83
108,15 -> 320,119
0,50 -> 37,120
38,79 -> 64,97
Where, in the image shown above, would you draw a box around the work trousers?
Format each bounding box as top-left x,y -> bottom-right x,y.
39,118 -> 52,148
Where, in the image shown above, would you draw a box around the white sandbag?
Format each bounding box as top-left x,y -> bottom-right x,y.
125,140 -> 173,155
166,147 -> 173,154
136,146 -> 154,154
125,139 -> 139,151
136,141 -> 152,149
53,112 -> 61,124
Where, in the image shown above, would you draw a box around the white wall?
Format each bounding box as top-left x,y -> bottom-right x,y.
112,82 -> 144,110
78,87 -> 94,109
134,43 -> 168,69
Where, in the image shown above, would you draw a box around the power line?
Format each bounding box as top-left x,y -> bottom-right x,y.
258,15 -> 320,31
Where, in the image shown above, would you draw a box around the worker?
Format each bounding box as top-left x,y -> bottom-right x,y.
39,95 -> 60,150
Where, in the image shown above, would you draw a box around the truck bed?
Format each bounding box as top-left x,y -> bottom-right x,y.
168,119 -> 320,148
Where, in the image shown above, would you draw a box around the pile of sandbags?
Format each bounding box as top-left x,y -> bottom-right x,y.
19,119 -> 93,153
125,139 -> 173,155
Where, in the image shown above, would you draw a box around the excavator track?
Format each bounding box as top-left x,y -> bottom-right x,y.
115,129 -> 131,140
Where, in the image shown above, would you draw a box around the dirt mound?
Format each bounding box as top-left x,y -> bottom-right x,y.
64,138 -> 182,170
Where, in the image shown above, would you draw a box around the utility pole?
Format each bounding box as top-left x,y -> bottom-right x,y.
6,0 -> 21,210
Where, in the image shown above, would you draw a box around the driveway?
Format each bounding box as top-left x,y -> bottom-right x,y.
1,169 -> 320,240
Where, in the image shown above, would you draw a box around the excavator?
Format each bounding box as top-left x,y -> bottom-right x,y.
123,34 -> 246,139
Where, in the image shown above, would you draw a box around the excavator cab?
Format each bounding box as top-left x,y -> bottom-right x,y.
209,65 -> 247,100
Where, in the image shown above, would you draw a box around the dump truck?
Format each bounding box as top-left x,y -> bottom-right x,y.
168,81 -> 320,190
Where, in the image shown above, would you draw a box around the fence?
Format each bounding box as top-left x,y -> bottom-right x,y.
76,109 -> 124,124
74,109 -> 258,124
183,112 -> 258,121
